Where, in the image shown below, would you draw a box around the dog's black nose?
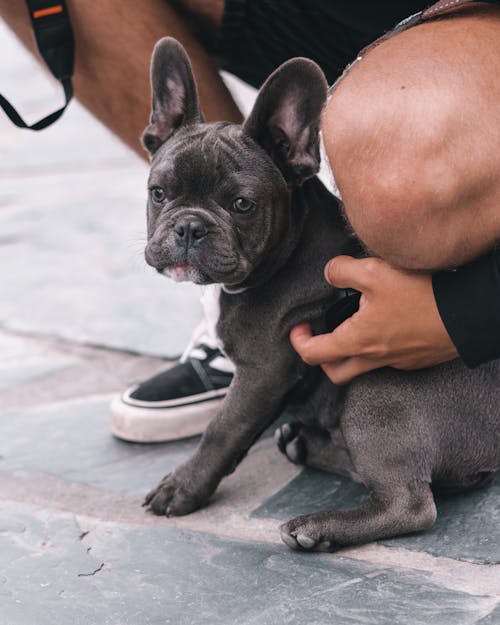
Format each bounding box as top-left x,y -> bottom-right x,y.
174,217 -> 208,247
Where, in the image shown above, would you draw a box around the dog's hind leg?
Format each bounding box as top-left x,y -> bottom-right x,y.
275,422 -> 361,481
280,479 -> 437,552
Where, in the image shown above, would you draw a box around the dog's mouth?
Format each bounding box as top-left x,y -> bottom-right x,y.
157,259 -> 251,286
158,262 -> 205,283
148,242 -> 252,286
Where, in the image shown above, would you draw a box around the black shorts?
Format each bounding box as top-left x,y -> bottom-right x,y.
216,0 -> 429,87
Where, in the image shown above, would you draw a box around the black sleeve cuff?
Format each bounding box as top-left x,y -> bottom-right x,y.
432,248 -> 500,368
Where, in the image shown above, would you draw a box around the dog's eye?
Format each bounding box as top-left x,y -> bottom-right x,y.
231,197 -> 255,214
151,186 -> 166,203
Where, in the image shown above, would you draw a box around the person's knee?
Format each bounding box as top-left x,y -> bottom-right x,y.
322,11 -> 500,271
323,85 -> 461,269
323,100 -> 465,268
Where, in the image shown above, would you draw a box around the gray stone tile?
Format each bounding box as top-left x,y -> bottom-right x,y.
0,501 -> 496,625
0,398 -> 198,495
1,23 -> 202,358
0,334 -> 70,391
252,468 -> 368,520
0,396 -> 292,499
477,606 -> 500,624
0,166 -> 202,356
252,468 -> 500,564
0,329 -> 173,409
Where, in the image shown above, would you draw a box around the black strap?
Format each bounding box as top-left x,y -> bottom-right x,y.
0,0 -> 74,130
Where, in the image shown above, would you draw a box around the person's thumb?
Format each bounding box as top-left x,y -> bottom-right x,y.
324,255 -> 375,292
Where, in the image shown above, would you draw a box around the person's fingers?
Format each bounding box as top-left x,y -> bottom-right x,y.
290,322 -> 357,365
324,255 -> 381,292
322,356 -> 381,385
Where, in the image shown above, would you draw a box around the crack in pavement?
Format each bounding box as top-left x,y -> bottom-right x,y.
77,562 -> 105,577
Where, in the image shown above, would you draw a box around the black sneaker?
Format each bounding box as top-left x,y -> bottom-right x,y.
110,345 -> 234,442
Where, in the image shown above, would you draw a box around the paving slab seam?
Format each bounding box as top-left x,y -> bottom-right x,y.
0,325 -> 179,361
339,545 -> 500,598
1,391 -> 122,414
0,160 -> 143,179
1,470 -> 499,598
11,391 -> 116,409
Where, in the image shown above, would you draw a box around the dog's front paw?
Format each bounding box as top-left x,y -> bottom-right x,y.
280,515 -> 341,553
143,471 -> 209,517
274,422 -> 306,465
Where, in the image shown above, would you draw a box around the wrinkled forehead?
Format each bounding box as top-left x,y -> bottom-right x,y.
149,122 -> 271,189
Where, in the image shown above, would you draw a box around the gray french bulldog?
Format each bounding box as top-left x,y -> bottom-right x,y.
142,37 -> 499,551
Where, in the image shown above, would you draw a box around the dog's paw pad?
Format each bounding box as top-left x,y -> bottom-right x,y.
275,423 -> 293,452
274,424 -> 286,451
280,520 -> 338,552
296,533 -> 316,549
143,481 -> 174,516
281,530 -> 300,550
285,437 -> 306,464
275,422 -> 306,464
143,472 -> 205,517
280,529 -> 318,551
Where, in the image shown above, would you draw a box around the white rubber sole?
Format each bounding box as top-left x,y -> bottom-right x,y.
109,388 -> 226,443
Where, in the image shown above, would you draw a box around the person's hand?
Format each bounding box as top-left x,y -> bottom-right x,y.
290,256 -> 458,384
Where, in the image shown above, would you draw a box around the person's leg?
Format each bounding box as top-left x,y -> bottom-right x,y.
322,5 -> 500,272
0,0 -> 242,158
2,0 -> 242,441
289,6 -> 500,386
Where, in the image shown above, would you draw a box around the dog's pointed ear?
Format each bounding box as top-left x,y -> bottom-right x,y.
142,37 -> 203,156
243,58 -> 328,186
